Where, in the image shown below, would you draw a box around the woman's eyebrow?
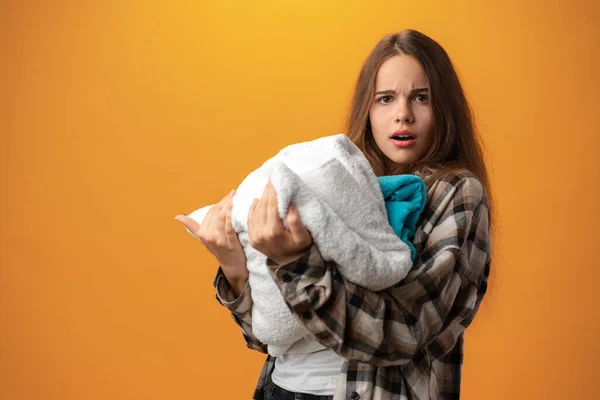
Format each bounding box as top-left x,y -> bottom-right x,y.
374,89 -> 395,95
375,88 -> 429,96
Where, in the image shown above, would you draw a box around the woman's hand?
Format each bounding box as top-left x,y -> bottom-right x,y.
248,181 -> 313,266
174,190 -> 248,296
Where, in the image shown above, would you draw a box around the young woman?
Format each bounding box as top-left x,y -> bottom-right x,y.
176,29 -> 492,400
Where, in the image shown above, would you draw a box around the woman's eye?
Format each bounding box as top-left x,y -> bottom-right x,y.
378,96 -> 393,104
414,94 -> 428,102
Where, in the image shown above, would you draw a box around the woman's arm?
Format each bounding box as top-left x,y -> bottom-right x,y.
213,268 -> 268,354
265,174 -> 491,366
175,190 -> 267,353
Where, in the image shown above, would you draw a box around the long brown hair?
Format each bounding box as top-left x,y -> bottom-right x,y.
346,30 -> 491,203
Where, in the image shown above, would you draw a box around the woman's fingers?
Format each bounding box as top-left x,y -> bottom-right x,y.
174,214 -> 201,237
175,190 -> 248,272
249,182 -> 272,245
225,203 -> 238,246
248,197 -> 259,244
218,189 -> 235,206
180,189 -> 235,244
266,181 -> 280,231
205,189 -> 234,238
286,204 -> 312,248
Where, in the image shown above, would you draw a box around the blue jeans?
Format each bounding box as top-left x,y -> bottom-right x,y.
264,381 -> 334,400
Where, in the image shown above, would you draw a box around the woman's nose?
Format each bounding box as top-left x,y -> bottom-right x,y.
395,102 -> 414,124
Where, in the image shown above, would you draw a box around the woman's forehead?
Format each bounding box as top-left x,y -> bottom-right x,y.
375,55 -> 429,90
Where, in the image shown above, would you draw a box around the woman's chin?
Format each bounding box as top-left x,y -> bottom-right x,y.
385,152 -> 417,165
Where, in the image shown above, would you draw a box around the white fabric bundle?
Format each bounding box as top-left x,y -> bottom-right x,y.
186,134 -> 413,356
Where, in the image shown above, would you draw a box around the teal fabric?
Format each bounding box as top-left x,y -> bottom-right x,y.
377,175 -> 427,261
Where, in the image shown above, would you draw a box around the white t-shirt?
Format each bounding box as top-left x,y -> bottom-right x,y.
271,337 -> 345,396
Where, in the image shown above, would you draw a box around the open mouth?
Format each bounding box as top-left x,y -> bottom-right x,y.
391,134 -> 415,141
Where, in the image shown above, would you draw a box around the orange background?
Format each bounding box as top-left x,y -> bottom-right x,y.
1,1 -> 599,399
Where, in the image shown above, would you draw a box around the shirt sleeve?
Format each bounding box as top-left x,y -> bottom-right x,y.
213,268 -> 268,354
266,175 -> 491,366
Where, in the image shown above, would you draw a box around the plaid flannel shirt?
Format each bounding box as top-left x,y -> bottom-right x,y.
214,171 -> 491,400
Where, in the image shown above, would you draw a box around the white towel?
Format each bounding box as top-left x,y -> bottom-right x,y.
186,134 -> 413,356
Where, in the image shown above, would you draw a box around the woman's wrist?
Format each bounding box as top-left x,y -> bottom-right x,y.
221,267 -> 248,297
228,277 -> 247,298
268,244 -> 312,267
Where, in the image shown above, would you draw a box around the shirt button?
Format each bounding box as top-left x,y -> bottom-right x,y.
351,392 -> 360,399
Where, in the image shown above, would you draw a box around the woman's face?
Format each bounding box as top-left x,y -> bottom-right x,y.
369,54 -> 434,165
